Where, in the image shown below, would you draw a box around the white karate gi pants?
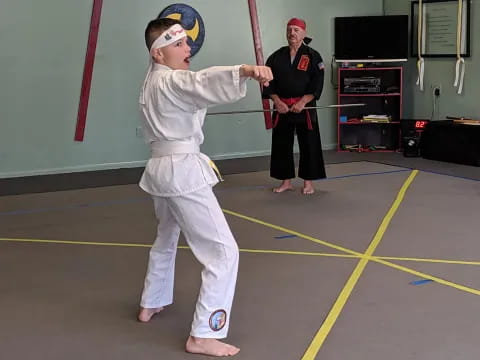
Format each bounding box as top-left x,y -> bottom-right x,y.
140,185 -> 239,338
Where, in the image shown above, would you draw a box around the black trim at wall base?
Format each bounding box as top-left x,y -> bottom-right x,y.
0,168 -> 144,196
0,156 -> 272,196
3,151 -> 479,196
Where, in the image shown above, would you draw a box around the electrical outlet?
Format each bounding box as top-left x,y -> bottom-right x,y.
136,126 -> 143,138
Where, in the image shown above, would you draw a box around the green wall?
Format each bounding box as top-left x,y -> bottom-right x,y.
0,0 -> 382,178
384,0 -> 479,121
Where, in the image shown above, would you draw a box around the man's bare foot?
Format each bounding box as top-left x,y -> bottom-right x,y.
302,181 -> 315,195
186,336 -> 240,357
137,307 -> 164,322
273,180 -> 294,193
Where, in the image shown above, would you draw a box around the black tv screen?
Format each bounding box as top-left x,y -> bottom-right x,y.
334,15 -> 408,62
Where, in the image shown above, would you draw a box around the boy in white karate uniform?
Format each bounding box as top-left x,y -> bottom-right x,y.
137,18 -> 272,357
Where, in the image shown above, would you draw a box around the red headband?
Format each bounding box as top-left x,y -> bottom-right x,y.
287,18 -> 306,31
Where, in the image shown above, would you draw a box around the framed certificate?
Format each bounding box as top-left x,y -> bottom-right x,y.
411,0 -> 471,57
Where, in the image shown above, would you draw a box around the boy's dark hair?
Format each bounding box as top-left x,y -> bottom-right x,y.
145,18 -> 182,51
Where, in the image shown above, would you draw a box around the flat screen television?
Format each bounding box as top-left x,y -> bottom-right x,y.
334,15 -> 409,62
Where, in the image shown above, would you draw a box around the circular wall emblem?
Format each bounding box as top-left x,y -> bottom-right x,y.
158,3 -> 205,57
209,309 -> 227,331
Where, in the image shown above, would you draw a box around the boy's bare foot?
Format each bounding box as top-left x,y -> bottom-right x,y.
186,336 -> 240,357
302,180 -> 315,195
137,307 -> 164,322
272,180 -> 294,193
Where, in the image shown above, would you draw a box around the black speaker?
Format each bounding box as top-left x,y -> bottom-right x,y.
401,119 -> 429,158
403,136 -> 420,157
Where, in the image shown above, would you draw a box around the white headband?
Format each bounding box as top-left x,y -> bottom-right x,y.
140,24 -> 187,105
149,24 -> 187,55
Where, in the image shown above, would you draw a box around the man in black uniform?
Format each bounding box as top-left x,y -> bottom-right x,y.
263,18 -> 326,195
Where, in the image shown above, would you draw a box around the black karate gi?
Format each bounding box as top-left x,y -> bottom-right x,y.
263,44 -> 326,181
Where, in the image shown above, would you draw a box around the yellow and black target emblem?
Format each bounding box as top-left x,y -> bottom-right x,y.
158,3 -> 205,57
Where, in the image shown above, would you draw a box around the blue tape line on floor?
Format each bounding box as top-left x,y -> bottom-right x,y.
323,169 -> 410,181
366,161 -> 480,182
275,235 -> 297,239
0,169 -> 410,217
410,279 -> 434,285
216,170 -> 410,194
421,170 -> 480,182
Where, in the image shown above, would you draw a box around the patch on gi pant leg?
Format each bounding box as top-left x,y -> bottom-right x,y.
209,309 -> 227,331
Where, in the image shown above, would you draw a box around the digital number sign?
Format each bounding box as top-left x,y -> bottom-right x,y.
415,120 -> 428,129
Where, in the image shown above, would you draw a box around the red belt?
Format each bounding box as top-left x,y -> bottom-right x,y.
272,97 -> 313,130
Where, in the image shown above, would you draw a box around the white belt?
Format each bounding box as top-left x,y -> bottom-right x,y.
150,141 -> 200,158
149,141 -> 223,181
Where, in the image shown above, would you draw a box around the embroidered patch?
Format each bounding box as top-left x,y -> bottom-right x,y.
318,62 -> 325,70
297,55 -> 310,71
209,309 -> 227,331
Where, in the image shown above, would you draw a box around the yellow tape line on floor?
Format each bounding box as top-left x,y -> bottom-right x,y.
301,169 -> 418,360
3,237 -> 480,268
3,237 -> 480,267
223,208 -> 480,297
372,257 -> 480,296
0,237 -> 358,259
0,238 -> 152,247
220,210 -> 480,267
374,255 -> 480,266
1,239 -> 478,301
223,204 -> 480,296
222,209 -> 363,257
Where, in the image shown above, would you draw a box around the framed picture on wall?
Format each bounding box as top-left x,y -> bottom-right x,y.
411,0 -> 471,57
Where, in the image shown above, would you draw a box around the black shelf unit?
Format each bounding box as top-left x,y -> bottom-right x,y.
337,67 -> 403,152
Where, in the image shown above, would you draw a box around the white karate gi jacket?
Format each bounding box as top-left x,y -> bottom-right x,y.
139,64 -> 247,196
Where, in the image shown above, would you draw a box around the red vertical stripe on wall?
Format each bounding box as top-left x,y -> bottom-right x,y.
74,0 -> 104,142
247,0 -> 272,129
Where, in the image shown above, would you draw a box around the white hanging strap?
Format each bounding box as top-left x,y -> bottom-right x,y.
454,58 -> 465,94
416,58 -> 425,91
453,0 -> 465,94
416,0 -> 425,91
